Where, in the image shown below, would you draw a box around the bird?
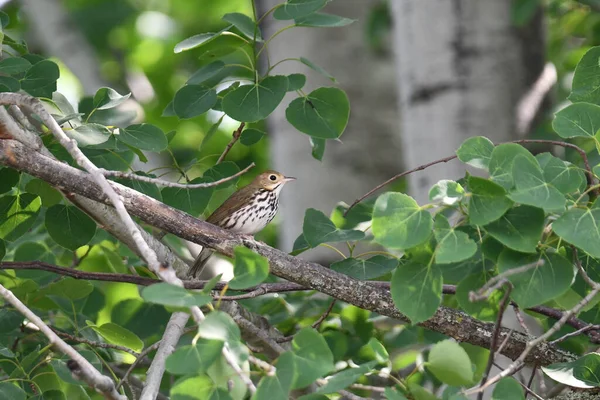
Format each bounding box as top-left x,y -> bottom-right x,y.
189,169 -> 296,278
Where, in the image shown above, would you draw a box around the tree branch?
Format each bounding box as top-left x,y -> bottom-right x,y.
0,138 -> 581,368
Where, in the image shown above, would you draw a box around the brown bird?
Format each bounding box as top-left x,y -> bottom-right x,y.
190,170 -> 295,277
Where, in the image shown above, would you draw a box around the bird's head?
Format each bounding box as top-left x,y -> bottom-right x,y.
252,170 -> 296,192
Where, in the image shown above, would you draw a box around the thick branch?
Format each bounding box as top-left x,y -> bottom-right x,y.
0,138 -> 579,367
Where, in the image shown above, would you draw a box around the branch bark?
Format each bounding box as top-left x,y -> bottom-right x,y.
0,138 -> 578,368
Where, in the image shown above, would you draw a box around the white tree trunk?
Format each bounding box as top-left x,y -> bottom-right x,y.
390,0 -> 545,203
262,0 -> 401,258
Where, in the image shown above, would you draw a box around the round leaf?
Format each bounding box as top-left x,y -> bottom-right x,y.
283,0 -> 328,19
426,340 -> 474,386
433,215 -> 477,264
491,377 -> 525,400
508,155 -> 566,212
286,87 -> 350,139
302,208 -> 365,247
229,247 -> 269,290
45,205 -> 96,250
391,260 -> 442,324
222,75 -> 288,122
118,123 -> 168,152
553,102 -> 600,139
372,192 -> 433,250
173,85 -> 217,119
141,283 -> 212,308
330,256 -> 398,280
488,143 -> 537,189
93,87 -> 131,110
67,123 -> 111,146
0,168 -> 19,194
222,12 -> 262,41
553,207 -> 600,258
291,328 -> 335,389
467,177 -> 513,226
542,353 -> 600,388
484,205 -> 544,253
428,180 -> 464,205
0,194 -> 41,242
187,61 -> 226,85
456,136 -> 494,169
286,73 -> 306,91
21,59 -> 59,97
569,46 -> 600,104
25,179 -> 62,206
239,128 -> 265,146
498,249 -> 574,308
0,57 -> 31,75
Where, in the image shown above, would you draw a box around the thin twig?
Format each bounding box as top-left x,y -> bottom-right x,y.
550,325 -> 600,345
512,305 -> 531,336
572,246 -> 600,289
216,122 -> 245,164
491,361 -> 544,400
477,282 -> 513,400
101,162 -> 255,189
345,138 -> 597,216
115,341 -> 162,391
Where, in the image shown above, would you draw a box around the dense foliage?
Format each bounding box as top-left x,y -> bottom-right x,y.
2,1 -> 600,400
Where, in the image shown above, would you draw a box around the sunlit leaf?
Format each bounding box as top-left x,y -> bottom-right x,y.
67,123 -> 111,146
542,353 -> 600,388
491,377 -> 525,400
92,323 -> 143,352
291,328 -> 334,389
429,180 -> 464,205
141,283 -> 212,308
0,194 -> 41,241
426,340 -> 474,386
93,87 -> 131,110
229,247 -> 269,289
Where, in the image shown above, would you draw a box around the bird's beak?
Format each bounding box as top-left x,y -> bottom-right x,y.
283,176 -> 296,183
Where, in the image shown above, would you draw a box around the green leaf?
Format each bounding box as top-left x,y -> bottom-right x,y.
67,123 -> 111,146
286,87 -> 349,139
291,328 -> 335,389
200,115 -> 224,150
489,143 -> 536,189
429,180 -> 464,205
203,162 -> 241,189
240,128 -> 265,146
0,194 -> 41,241
391,259 -> 442,324
467,177 -> 513,225
316,361 -> 377,394
0,239 -> 4,261
174,29 -> 246,55
0,57 -> 31,75
173,85 -> 217,119
540,154 -> 585,195
166,339 -> 224,375
229,247 -> 269,290
498,249 -> 574,308
255,352 -> 296,399
161,178 -> 214,215
171,376 -> 215,400
199,311 -> 241,343
295,13 -> 356,27
456,272 -> 505,321
302,208 -> 365,247
310,137 -> 326,161
21,59 -> 59,97
331,256 -> 398,280
484,205 -> 544,253
491,377 -> 525,400
433,215 -> 477,264
286,73 -> 306,91
426,339 -> 474,386
0,168 -> 19,194
222,75 -> 288,122
116,172 -> 162,201
187,61 -> 226,85
0,382 -> 26,400
553,102 -> 600,139
141,283 -> 213,308
25,178 -> 62,207
508,155 -> 565,212
92,323 -> 143,352
45,205 -> 97,250
223,12 -> 262,41
384,388 -> 409,400
0,76 -> 19,92
372,192 -> 433,250
569,46 -> 600,104
45,277 -> 93,300
542,353 -> 600,388
299,57 -> 336,82
553,207 -> 600,258
92,87 -> 131,110
283,0 -> 328,19
118,123 -> 168,152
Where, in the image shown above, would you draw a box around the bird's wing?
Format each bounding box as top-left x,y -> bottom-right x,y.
206,186 -> 256,226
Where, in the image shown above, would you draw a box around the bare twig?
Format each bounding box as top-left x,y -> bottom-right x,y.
102,162 -> 255,189
115,341 -> 163,391
216,122 -> 245,164
477,282 -> 513,400
50,327 -> 140,357
513,305 -> 531,336
550,325 -> 600,345
572,247 -> 600,289
0,283 -> 125,400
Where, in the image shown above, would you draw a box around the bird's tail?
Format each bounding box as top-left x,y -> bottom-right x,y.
189,247 -> 214,278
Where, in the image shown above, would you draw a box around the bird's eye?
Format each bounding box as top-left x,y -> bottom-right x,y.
269,175 -> 277,181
